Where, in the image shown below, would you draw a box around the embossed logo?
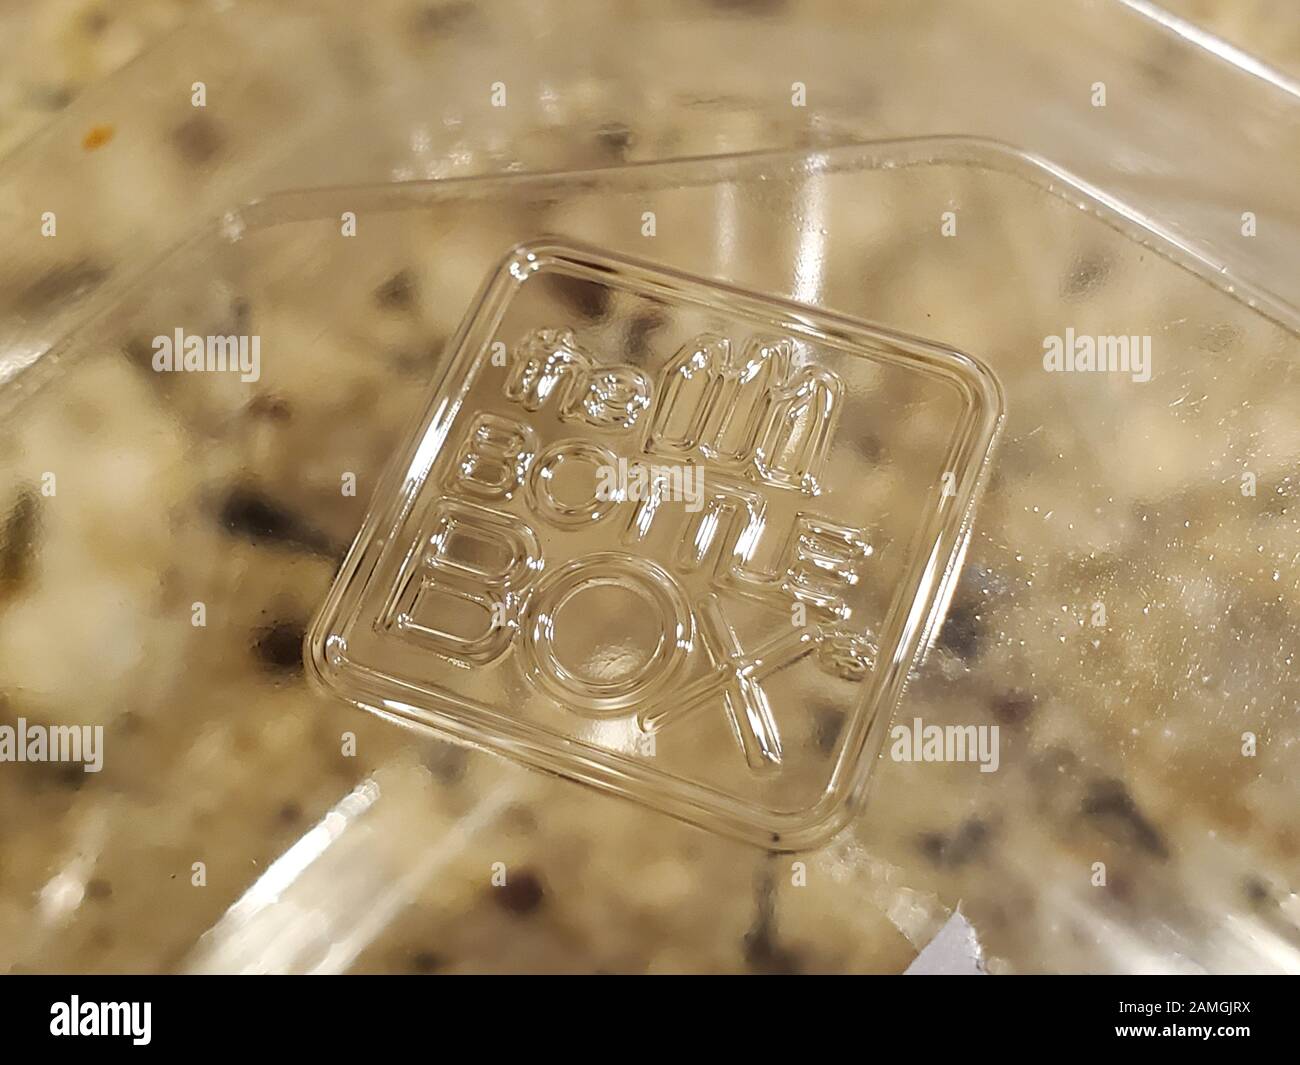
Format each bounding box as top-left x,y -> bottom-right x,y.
309,240 -> 1002,847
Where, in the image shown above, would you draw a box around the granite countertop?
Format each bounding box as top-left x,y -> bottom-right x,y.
0,0 -> 1297,974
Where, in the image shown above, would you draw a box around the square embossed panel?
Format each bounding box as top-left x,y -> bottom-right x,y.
308,239 -> 1002,847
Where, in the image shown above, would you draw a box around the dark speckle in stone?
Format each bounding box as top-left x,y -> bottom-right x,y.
387,341 -> 446,376
625,309 -> 666,364
29,84 -> 73,111
217,486 -> 334,556
812,704 -> 844,755
990,691 -> 1034,726
229,295 -> 252,334
113,711 -> 143,736
425,741 -> 469,784
918,833 -> 944,863
17,259 -> 110,314
1061,252 -> 1111,299
1081,777 -> 1168,859
172,112 -> 224,165
411,1 -> 476,34
1104,870 -> 1136,905
595,122 -> 634,158
247,394 -> 293,422
501,803 -> 538,835
919,818 -> 991,868
0,488 -> 39,599
277,800 -> 303,825
54,763 -> 86,791
86,878 -> 112,901
936,599 -> 983,659
851,432 -> 883,463
493,869 -> 545,916
545,273 -> 611,321
743,868 -> 799,974
82,8 -> 111,35
374,269 -> 417,311
254,621 -> 306,674
411,950 -> 445,973
122,337 -> 162,378
1243,876 -> 1272,907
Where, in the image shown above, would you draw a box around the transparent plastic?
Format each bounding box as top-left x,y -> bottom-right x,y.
307,237 -> 1001,847
1,1 -> 1297,974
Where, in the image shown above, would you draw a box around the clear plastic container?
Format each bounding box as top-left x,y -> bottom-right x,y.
0,0 -> 1297,974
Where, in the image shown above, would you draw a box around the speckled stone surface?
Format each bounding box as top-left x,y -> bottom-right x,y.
0,0 -> 1297,974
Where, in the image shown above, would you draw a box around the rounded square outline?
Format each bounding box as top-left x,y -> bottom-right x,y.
307,237 -> 1004,849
